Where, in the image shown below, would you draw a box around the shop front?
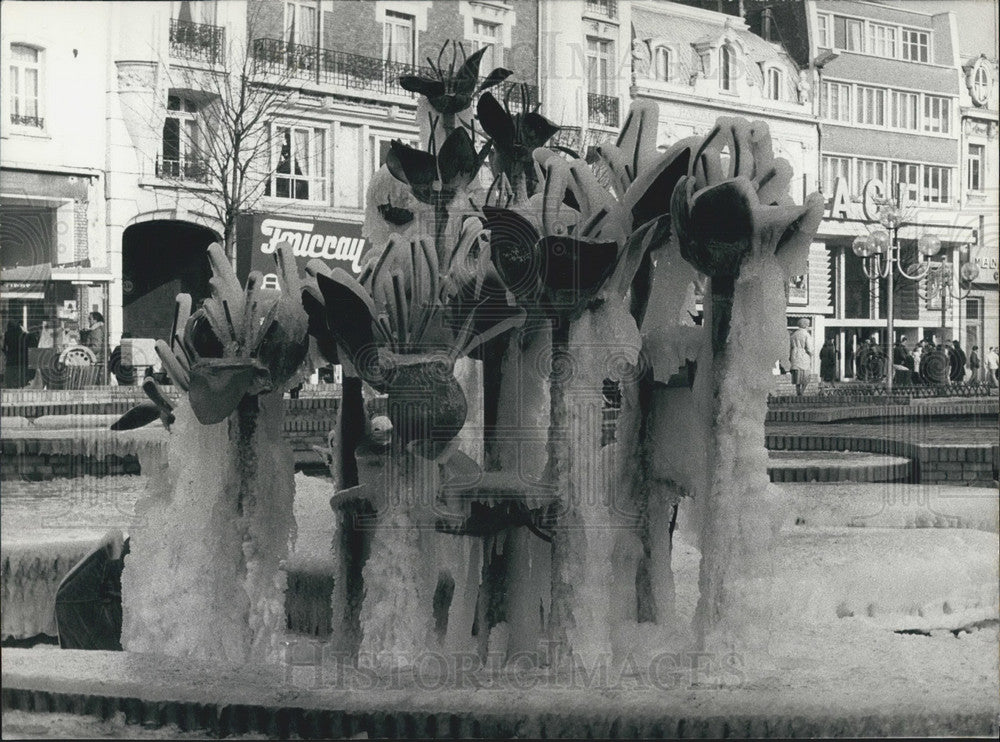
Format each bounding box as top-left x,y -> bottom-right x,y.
1,175 -> 111,389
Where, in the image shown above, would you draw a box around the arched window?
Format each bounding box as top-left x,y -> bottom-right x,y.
8,43 -> 43,128
972,65 -> 990,105
766,67 -> 782,100
654,46 -> 670,81
720,44 -> 735,91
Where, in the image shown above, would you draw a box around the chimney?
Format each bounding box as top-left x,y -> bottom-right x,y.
762,8 -> 774,42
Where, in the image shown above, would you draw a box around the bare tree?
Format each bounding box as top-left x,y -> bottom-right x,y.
154,6 -> 318,258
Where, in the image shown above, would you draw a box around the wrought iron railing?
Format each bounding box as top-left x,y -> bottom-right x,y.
585,0 -> 618,19
549,125 -> 583,154
587,91 -> 619,128
169,18 -> 225,64
494,81 -> 540,113
10,113 -> 44,128
252,38 -> 431,97
156,155 -> 210,183
768,381 -> 998,405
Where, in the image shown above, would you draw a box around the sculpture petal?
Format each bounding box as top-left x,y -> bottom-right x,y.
438,127 -> 478,192
679,179 -> 756,277
110,402 -> 161,431
316,269 -> 377,363
520,111 -> 560,151
625,138 -> 696,230
187,361 -> 260,425
386,140 -> 437,198
301,286 -> 340,365
454,45 -> 489,96
539,236 -> 619,297
483,206 -> 543,302
476,67 -> 514,93
477,92 -> 516,150
398,76 -> 446,99
183,310 -> 225,360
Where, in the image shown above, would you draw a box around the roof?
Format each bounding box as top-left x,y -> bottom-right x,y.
632,4 -> 799,90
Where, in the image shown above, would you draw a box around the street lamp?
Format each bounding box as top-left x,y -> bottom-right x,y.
851,198 -> 942,392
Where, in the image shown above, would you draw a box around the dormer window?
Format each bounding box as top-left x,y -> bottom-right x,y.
654,46 -> 670,82
720,44 -> 735,91
766,67 -> 782,100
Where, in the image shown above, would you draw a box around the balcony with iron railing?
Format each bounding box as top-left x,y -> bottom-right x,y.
585,0 -> 618,19
493,80 -> 540,113
587,92 -> 619,128
252,38 -> 431,98
156,154 -> 210,184
169,18 -> 225,64
10,113 -> 44,128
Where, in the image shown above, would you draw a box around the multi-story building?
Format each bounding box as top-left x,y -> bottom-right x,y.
1,2 -> 112,374
957,51 -> 998,361
629,0 -> 821,325
801,0 -> 975,379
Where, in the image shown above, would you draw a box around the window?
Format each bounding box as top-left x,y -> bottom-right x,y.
901,28 -> 928,62
285,1 -> 317,47
816,13 -> 831,48
972,65 -> 990,104
159,95 -> 205,181
922,165 -> 950,204
384,10 -> 415,66
586,36 -> 613,96
821,156 -> 850,194
857,86 -> 886,126
585,0 -> 617,19
654,46 -> 670,82
967,144 -> 985,192
270,124 -> 327,202
822,81 -> 851,122
472,19 -> 503,72
890,90 -> 918,130
923,95 -> 950,133
867,23 -> 896,58
765,68 -> 782,100
8,43 -> 42,128
720,44 -> 735,91
891,162 -> 919,203
174,0 -> 216,25
845,19 -> 863,52
856,159 -> 886,196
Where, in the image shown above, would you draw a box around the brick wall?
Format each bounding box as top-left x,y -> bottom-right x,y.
2,397 -> 341,480
321,1 -> 380,60
510,0 -> 538,83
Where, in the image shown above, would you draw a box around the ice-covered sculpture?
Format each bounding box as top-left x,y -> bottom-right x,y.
669,118 -> 824,650
116,243 -> 309,664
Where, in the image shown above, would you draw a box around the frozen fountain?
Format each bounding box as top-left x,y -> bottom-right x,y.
5,39 -> 995,739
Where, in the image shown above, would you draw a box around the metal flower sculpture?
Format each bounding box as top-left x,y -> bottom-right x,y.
302,220 -> 524,459
399,42 -> 512,116
670,118 -> 824,353
476,86 -> 560,198
127,243 -> 307,426
386,126 -> 489,207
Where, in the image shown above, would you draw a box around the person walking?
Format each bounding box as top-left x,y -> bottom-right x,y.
950,340 -> 967,382
789,318 -> 813,396
84,311 -> 106,384
911,341 -> 924,383
968,345 -> 982,383
819,339 -> 837,388
986,346 -> 999,388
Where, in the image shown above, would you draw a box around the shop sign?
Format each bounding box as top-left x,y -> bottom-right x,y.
972,253 -> 999,285
1,280 -> 47,299
237,213 -> 369,289
824,178 -> 890,222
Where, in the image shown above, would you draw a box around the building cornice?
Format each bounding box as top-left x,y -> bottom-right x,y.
632,0 -> 747,29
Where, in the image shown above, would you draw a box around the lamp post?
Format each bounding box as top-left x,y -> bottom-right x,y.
851,197 -> 943,392
933,246 -> 980,350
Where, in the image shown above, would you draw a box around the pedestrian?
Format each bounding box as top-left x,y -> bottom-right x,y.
986,346 -> 999,388
819,339 -> 837,387
84,311 -> 106,383
969,345 -> 982,383
893,335 -> 913,385
911,341 -> 923,382
951,340 -> 967,382
789,318 -> 813,396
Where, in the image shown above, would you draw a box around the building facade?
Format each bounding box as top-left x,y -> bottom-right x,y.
804,0 -> 980,380
1,2 -> 112,382
629,0 -> 821,327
